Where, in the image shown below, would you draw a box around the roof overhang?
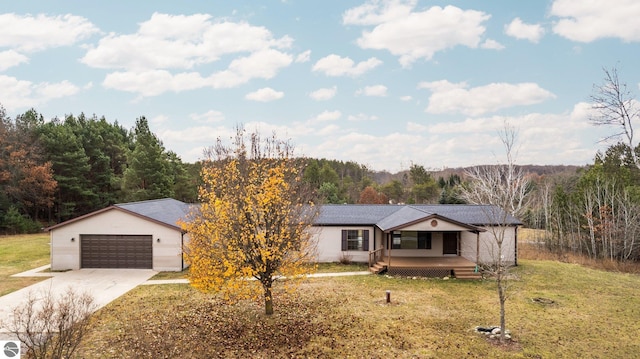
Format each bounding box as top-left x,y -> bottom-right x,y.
382,213 -> 486,233
45,206 -> 184,232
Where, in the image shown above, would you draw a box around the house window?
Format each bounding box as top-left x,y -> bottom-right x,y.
341,229 -> 369,251
391,231 -> 432,249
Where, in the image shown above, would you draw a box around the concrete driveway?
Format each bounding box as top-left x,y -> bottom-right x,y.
0,267 -> 156,340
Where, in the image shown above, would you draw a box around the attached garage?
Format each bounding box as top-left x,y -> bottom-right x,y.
81,234 -> 153,269
47,198 -> 191,272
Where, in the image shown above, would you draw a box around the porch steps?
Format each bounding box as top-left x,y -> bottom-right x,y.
369,261 -> 388,274
453,267 -> 482,280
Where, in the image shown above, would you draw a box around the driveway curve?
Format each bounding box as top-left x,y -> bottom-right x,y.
0,268 -> 156,340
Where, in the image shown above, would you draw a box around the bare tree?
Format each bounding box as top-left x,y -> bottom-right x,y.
590,66 -> 640,168
461,123 -> 531,342
3,287 -> 96,359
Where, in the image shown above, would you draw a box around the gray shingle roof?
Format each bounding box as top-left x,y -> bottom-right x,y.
115,198 -> 192,228
107,200 -> 521,232
315,204 -> 522,229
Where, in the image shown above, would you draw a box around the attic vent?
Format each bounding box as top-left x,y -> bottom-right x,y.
430,220 -> 438,227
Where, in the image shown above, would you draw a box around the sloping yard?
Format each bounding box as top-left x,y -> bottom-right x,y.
0,234 -> 50,296
76,259 -> 640,358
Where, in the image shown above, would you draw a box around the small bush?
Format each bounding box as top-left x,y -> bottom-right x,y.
338,252 -> 353,265
3,287 -> 96,359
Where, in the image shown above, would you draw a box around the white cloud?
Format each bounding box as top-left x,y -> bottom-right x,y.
356,85 -> 388,97
309,86 -> 337,101
245,87 -> 284,102
343,0 -> 417,25
0,75 -> 80,111
0,13 -> 99,52
480,39 -> 505,50
315,124 -> 341,136
550,0 -> 640,42
407,122 -> 427,132
80,13 -> 295,97
103,70 -> 207,96
190,110 -> 225,123
312,54 -> 382,77
419,104 -> 596,167
400,95 -> 413,101
419,80 -> 556,116
505,18 -> 545,43
82,13 -> 291,70
0,50 -> 28,71
212,49 -> 293,86
343,2 -> 491,66
309,110 -> 342,123
348,113 -> 379,121
102,49 -> 293,96
295,50 -> 311,63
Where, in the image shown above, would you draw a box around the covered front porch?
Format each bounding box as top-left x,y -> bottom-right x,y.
368,250 -> 481,279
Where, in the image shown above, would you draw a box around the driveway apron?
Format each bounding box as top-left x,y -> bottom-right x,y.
0,268 -> 156,339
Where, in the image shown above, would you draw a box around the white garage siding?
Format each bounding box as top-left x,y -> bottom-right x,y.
50,208 -> 186,271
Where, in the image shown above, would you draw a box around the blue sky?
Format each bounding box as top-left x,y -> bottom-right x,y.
1,0 -> 639,172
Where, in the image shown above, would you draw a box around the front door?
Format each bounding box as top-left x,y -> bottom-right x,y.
442,232 -> 458,255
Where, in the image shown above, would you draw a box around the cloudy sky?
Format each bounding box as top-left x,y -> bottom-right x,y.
2,0 -> 639,172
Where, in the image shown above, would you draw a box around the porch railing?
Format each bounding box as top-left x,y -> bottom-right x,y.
368,248 -> 384,267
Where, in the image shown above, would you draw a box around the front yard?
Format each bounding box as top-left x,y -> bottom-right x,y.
2,234 -> 639,357
77,259 -> 640,358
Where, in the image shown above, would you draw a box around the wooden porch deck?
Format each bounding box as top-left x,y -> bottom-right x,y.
369,256 -> 481,279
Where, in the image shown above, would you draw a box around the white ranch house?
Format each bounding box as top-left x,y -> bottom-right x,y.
48,198 -> 521,278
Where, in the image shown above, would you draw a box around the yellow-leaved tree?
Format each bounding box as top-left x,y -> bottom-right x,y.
181,128 -> 318,315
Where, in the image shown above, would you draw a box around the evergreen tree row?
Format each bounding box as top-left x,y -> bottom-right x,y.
1,106 -> 198,233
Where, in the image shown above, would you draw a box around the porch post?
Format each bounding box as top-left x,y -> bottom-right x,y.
388,232 -> 392,269
475,231 -> 480,265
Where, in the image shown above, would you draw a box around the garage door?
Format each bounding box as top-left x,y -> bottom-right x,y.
81,234 -> 153,269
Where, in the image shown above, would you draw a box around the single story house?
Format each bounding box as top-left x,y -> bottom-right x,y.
315,204 -> 521,278
48,199 -> 521,278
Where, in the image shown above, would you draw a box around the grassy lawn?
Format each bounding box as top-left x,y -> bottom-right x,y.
151,262 -> 370,280
77,259 -> 640,358
0,233 -> 50,296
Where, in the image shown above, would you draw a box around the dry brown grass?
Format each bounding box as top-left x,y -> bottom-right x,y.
77,259 -> 640,358
519,241 -> 640,275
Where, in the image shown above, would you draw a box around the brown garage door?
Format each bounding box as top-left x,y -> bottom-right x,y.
81,234 -> 152,269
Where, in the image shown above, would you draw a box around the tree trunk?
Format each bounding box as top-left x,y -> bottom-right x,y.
263,282 -> 274,315
498,272 -> 507,342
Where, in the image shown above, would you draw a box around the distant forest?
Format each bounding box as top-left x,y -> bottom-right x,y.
2,106 -> 640,262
